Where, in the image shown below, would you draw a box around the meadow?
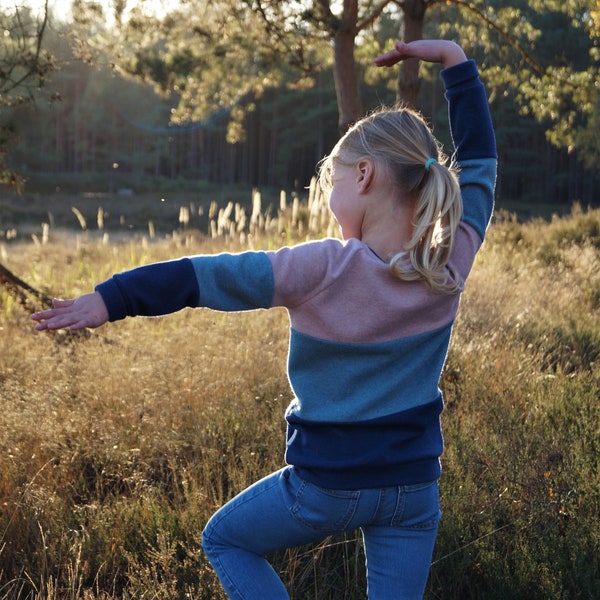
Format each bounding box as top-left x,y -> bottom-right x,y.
0,187 -> 599,599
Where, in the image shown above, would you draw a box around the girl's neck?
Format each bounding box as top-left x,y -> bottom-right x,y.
360,192 -> 415,262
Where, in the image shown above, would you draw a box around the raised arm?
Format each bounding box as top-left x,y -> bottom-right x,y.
375,39 -> 497,240
374,39 -> 495,160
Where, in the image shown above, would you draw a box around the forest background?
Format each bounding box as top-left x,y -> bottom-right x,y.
1,0 -> 599,213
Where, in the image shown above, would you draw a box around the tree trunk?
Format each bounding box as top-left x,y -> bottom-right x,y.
332,0 -> 363,133
397,0 -> 427,107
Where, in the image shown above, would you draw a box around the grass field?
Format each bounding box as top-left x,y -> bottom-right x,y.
0,190 -> 599,599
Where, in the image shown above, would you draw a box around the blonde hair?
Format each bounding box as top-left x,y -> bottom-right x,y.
318,106 -> 463,294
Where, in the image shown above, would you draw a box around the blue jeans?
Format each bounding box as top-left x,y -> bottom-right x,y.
202,466 -> 441,599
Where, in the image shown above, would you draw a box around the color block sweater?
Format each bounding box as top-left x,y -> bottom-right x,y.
96,59 -> 497,490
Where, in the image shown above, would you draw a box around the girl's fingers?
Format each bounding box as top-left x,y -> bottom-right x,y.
33,314 -> 74,330
31,299 -> 74,321
373,48 -> 403,67
373,42 -> 417,67
52,298 -> 75,308
31,305 -> 78,329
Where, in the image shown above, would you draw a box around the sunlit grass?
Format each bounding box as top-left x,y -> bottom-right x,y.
0,199 -> 598,599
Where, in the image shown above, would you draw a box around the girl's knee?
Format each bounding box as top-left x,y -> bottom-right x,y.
202,509 -> 238,556
201,515 -> 219,556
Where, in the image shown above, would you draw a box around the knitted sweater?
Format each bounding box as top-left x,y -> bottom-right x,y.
96,59 -> 497,490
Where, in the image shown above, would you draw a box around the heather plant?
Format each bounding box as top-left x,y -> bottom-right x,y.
0,199 -> 598,599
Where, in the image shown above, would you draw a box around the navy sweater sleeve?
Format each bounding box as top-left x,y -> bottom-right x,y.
95,252 -> 275,322
95,258 -> 200,321
441,59 -> 497,241
441,59 -> 497,161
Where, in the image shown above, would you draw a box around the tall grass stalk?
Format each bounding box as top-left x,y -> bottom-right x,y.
0,201 -> 598,599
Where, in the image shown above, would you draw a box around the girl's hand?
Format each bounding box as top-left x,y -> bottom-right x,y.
31,292 -> 109,331
374,40 -> 467,69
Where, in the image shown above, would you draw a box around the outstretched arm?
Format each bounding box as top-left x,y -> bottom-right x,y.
31,293 -> 109,331
32,252 -> 275,331
374,40 -> 467,69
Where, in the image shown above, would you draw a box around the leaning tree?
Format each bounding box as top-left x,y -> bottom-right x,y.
0,0 -> 55,306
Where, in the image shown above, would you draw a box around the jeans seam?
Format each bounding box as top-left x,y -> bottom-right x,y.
369,488 -> 383,525
208,552 -> 246,600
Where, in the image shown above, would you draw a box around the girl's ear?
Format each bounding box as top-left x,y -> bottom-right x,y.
356,159 -> 375,194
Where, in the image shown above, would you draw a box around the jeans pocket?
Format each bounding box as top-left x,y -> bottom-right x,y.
390,480 -> 441,530
288,472 -> 360,532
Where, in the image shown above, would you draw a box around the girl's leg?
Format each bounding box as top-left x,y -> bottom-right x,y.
203,468 -> 440,599
361,481 -> 441,600
202,468 -> 300,599
202,467 -> 363,600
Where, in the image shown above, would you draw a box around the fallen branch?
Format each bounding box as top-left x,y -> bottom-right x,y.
0,261 -> 54,310
0,261 -> 108,344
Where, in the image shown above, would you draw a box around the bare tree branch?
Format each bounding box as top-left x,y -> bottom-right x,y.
0,0 -> 53,101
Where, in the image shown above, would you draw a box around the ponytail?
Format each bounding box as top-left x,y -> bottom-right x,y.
389,157 -> 463,294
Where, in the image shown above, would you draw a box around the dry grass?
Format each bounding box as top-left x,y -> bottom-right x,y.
0,197 -> 598,599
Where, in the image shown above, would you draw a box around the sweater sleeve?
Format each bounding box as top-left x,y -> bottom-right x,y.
441,59 -> 497,241
95,252 -> 275,321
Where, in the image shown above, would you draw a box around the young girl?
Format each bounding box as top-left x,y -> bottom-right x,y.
32,40 -> 497,599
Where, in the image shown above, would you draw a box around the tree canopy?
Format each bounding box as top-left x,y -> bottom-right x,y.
1,0 -> 599,204
100,0 -> 599,164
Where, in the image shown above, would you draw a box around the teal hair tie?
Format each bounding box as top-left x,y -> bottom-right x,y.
424,158 -> 437,171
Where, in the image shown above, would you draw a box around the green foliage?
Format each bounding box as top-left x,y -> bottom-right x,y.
440,0 -> 600,168
114,1 -> 330,139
